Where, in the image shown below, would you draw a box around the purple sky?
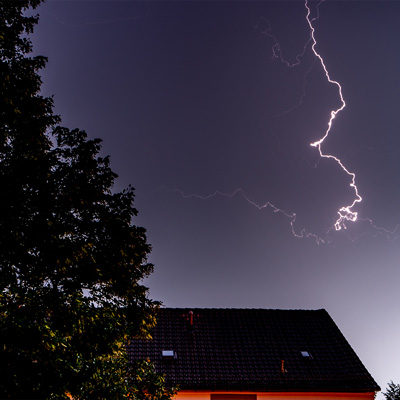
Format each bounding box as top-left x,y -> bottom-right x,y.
32,1 -> 400,397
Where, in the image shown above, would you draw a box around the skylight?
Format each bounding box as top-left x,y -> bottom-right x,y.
301,351 -> 312,358
162,350 -> 176,359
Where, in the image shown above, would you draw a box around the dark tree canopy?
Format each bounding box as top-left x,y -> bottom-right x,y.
0,1 -> 176,399
384,382 -> 400,400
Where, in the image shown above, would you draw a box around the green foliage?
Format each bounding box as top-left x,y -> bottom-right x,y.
384,382 -> 400,400
0,1 -> 176,398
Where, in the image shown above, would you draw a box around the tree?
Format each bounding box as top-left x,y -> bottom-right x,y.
383,382 -> 400,400
0,1 -> 176,398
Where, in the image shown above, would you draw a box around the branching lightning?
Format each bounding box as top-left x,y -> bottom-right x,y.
148,0 -> 400,243
44,0 -> 400,243
258,0 -> 364,232
255,15 -> 310,68
305,0 -> 361,231
274,60 -> 315,118
168,188 -> 326,245
169,0 -> 355,245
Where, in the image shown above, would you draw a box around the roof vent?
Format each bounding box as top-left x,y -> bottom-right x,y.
188,311 -> 194,326
280,359 -> 287,373
162,350 -> 177,359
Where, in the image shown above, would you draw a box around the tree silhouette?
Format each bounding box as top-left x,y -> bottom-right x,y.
0,1 -> 175,398
384,382 -> 400,400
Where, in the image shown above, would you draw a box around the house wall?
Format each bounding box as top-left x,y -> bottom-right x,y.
175,391 -> 376,400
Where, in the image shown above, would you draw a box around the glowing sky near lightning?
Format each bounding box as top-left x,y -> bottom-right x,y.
31,1 -> 400,398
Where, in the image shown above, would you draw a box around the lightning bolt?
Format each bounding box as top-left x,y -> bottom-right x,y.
255,15 -> 310,68
164,188 -> 327,245
39,0 -> 400,243
274,59 -> 316,118
305,0 -> 361,231
153,0 -> 347,245
142,0 -> 400,244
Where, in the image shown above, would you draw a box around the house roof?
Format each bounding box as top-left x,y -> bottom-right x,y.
128,308 -> 380,393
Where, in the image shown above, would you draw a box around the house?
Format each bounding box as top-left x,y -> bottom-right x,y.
128,308 -> 380,400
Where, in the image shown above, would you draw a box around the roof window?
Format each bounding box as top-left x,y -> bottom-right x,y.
301,351 -> 312,359
162,350 -> 177,359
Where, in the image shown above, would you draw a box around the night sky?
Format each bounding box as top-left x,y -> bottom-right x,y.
31,0 -> 400,396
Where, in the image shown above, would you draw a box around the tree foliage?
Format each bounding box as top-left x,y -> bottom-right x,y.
0,1 -> 176,398
383,382 -> 400,400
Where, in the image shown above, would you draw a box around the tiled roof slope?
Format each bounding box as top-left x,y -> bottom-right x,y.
128,308 -> 380,392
